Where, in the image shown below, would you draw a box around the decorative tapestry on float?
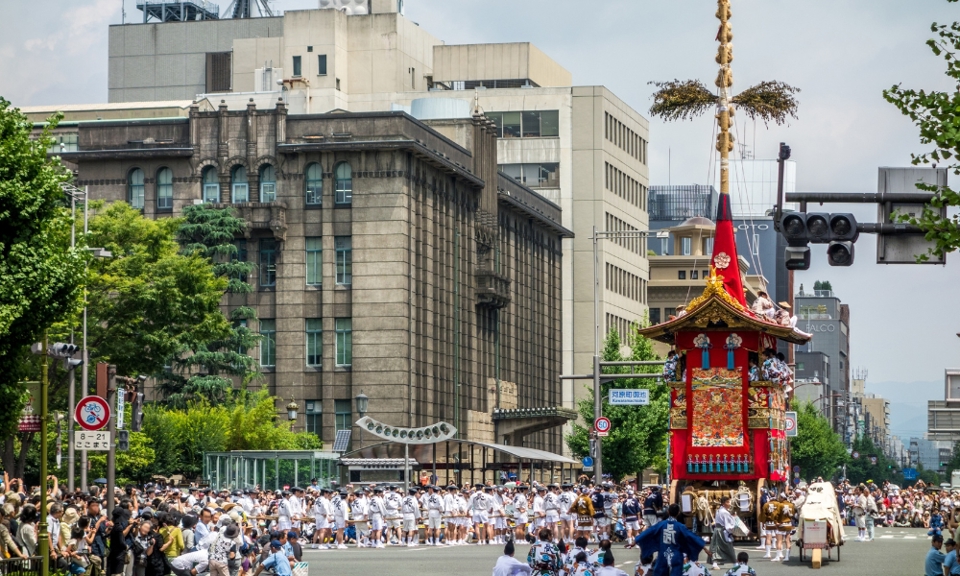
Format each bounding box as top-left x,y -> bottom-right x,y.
691,367 -> 743,448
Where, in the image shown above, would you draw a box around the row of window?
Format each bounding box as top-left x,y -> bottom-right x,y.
303,398 -> 355,437
127,162 -> 354,209
604,111 -> 648,164
239,236 -> 352,288
677,269 -> 711,281
292,54 -> 328,77
605,162 -> 647,210
258,317 -> 353,368
605,262 -> 646,304
486,110 -> 560,139
500,163 -> 560,188
605,313 -> 635,346
605,212 -> 646,256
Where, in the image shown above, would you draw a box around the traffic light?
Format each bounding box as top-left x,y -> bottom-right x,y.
49,343 -> 80,358
131,392 -> 144,432
117,429 -> 130,451
779,212 -> 859,268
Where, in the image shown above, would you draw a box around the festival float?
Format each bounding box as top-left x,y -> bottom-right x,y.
640,0 -> 807,536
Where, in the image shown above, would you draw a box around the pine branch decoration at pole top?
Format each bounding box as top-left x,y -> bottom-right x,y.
649,0 -> 800,129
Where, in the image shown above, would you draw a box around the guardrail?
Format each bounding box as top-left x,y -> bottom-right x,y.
0,557 -> 42,576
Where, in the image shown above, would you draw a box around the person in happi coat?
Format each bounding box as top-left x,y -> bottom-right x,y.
635,504 -> 706,576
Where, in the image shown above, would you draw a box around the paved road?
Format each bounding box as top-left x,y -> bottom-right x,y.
299,525 -> 933,575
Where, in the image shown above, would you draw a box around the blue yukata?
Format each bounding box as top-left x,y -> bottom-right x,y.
635,518 -> 707,576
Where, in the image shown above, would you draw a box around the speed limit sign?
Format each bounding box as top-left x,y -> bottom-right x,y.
594,417 -> 612,437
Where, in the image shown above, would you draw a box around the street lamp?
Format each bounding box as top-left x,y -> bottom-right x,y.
355,392 -> 368,449
286,401 -> 299,422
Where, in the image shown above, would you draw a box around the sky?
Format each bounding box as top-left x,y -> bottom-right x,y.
1,0 -> 959,437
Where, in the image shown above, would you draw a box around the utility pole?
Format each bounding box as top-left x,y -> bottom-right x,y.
106,364 -> 117,516
38,333 -> 50,576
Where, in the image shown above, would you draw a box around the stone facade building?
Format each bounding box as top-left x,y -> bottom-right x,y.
58,101 -> 573,453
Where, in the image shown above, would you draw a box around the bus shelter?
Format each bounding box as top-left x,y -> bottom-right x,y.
203,450 -> 341,491
339,439 -> 581,486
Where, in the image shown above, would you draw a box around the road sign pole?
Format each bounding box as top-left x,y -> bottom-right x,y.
593,355 -> 602,482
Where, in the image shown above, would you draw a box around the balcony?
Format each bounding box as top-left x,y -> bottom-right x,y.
209,201 -> 287,241
476,268 -> 511,309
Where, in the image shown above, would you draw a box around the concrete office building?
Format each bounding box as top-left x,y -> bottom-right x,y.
926,369 -> 960,443
910,437 -> 953,474
794,285 -> 851,435
861,394 -> 891,450
50,102 -> 575,453
103,2 -> 652,432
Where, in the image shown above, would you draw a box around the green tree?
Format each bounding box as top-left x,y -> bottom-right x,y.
566,326 -> 668,481
812,280 -> 833,292
846,435 -> 901,485
0,99 -> 85,473
884,0 -> 960,260
140,390 -> 320,477
157,204 -> 261,406
789,401 -> 848,481
84,203 -> 231,377
89,432 -> 156,486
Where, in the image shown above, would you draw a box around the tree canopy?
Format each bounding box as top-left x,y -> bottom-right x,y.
789,401 -> 848,481
84,202 -> 231,377
156,204 -> 261,407
883,0 -> 960,260
0,98 -> 85,438
566,327 -> 668,481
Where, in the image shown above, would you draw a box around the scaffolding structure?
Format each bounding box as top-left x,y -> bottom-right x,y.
136,0 -> 220,22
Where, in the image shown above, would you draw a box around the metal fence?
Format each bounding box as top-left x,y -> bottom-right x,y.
0,557 -> 42,576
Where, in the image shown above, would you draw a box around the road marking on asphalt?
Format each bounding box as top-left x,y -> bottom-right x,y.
904,536 -> 918,539
879,535 -> 894,539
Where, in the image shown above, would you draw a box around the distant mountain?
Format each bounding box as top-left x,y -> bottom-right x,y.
865,380 -> 942,440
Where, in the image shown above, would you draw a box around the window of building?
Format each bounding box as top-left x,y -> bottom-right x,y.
335,318 -> 352,366
205,52 -> 232,92
678,270 -> 686,280
660,237 -> 669,255
306,319 -> 322,366
305,400 -> 322,437
234,318 -> 247,356
335,236 -> 352,285
48,133 -> 78,154
752,233 -> 760,256
703,270 -> 709,279
259,238 -> 277,287
498,163 -> 560,188
202,166 -> 220,203
260,165 -> 276,202
705,238 -> 714,254
231,166 -> 249,203
259,319 -> 276,367
691,270 -> 699,280
797,362 -> 805,372
305,237 -> 322,286
316,54 -> 327,76
128,168 -> 145,210
487,110 -> 559,138
293,55 -> 302,77
334,399 -> 351,431
335,162 -> 352,205
649,307 -> 661,325
156,167 -> 173,210
305,163 -> 322,206
681,237 -> 692,256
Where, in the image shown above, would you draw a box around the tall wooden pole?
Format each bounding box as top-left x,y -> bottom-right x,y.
716,0 -> 735,197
